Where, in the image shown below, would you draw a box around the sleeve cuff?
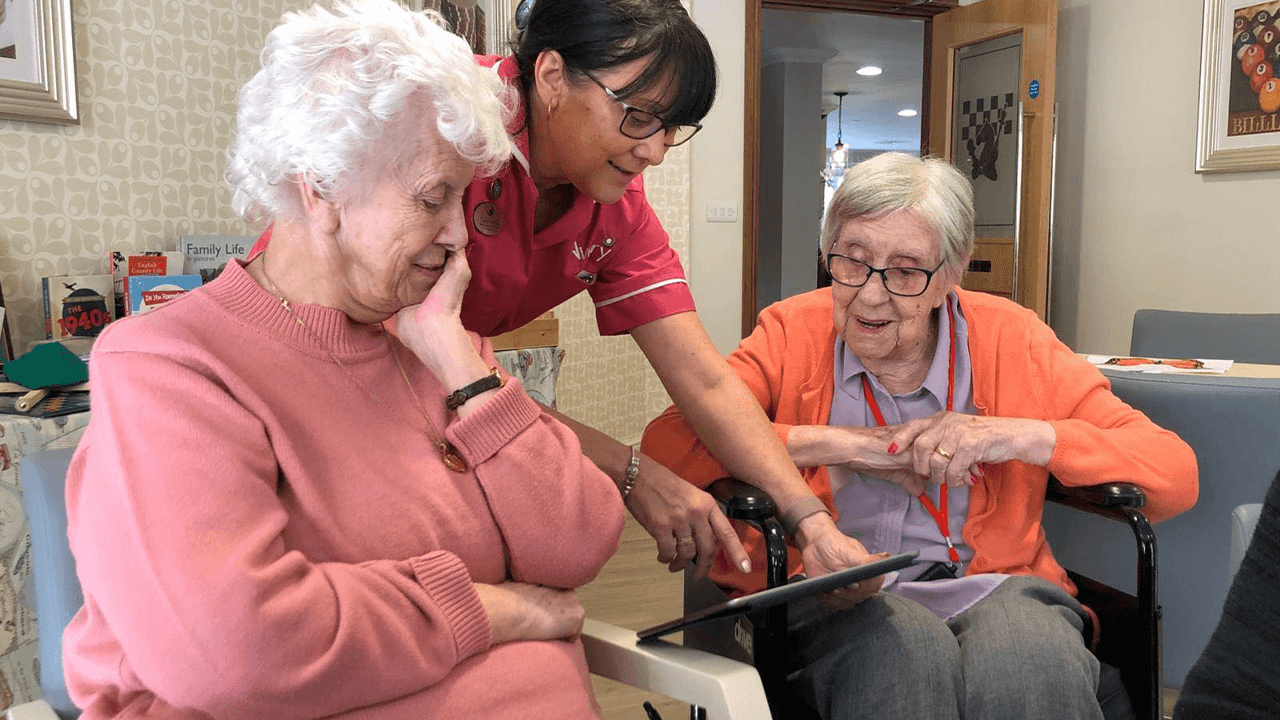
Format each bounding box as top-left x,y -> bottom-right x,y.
445,379 -> 542,465
412,550 -> 492,662
594,281 -> 696,336
1044,419 -> 1085,480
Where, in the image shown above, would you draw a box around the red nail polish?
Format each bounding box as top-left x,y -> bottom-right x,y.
969,473 -> 979,485
887,443 -> 899,454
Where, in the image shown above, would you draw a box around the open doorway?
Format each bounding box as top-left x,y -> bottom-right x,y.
756,9 -> 926,313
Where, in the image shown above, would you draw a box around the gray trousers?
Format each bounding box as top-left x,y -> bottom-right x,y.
785,575 -> 1103,720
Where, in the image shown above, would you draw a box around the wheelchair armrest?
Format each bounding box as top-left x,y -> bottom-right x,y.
705,478 -> 789,589
1046,475 -> 1146,516
581,618 -> 773,720
708,478 -> 777,522
4,701 -> 60,720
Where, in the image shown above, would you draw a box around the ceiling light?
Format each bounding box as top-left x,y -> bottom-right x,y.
898,109 -> 918,117
856,66 -> 882,76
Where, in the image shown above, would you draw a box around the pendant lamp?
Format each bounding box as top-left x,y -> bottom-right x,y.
829,91 -> 848,167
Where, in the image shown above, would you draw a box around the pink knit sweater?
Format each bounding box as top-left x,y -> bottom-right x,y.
63,260 -> 625,719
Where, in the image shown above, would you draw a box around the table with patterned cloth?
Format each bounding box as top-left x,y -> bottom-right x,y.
0,411 -> 91,710
495,346 -> 565,408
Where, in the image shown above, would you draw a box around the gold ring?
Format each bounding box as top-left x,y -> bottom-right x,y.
935,447 -> 954,460
676,536 -> 696,546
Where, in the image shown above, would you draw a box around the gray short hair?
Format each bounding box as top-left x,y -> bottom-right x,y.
226,0 -> 514,223
820,153 -> 974,271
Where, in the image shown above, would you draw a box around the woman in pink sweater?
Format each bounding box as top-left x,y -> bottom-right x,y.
62,2 -> 624,718
642,152 -> 1198,720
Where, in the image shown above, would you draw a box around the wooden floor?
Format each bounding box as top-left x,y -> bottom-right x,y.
579,517 -> 1183,720
579,516 -> 690,720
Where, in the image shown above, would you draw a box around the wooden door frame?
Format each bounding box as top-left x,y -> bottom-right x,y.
741,0 -> 958,337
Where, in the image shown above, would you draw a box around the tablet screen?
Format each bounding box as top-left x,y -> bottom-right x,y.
637,550 -> 919,642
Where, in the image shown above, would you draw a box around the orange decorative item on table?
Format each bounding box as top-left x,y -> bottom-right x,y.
1103,357 -> 1206,370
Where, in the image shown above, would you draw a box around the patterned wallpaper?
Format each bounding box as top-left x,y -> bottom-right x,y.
0,0 -> 685,444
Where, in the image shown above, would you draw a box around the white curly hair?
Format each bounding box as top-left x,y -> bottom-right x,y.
226,0 -> 513,223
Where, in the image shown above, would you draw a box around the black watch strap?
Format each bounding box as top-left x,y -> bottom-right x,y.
445,367 -> 504,410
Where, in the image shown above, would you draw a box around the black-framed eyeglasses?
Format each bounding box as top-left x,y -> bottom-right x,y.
825,254 -> 945,297
580,70 -> 702,147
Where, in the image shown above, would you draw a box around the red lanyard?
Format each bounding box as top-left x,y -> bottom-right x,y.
858,301 -> 961,563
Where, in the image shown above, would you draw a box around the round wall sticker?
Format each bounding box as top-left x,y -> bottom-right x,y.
1028,80 -> 1041,99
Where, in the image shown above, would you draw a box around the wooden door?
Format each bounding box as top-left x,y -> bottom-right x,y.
928,0 -> 1057,319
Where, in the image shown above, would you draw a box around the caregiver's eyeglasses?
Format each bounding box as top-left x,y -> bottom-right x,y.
825,254 -> 945,297
580,70 -> 702,147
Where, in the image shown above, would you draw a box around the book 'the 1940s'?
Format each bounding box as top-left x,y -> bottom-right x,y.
41,275 -> 115,339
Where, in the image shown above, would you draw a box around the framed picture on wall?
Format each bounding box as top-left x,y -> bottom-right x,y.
0,280 -> 14,363
397,0 -> 492,54
1196,0 -> 1280,172
0,0 -> 78,124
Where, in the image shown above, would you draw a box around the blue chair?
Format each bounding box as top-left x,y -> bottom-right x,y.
1229,502 -> 1262,587
8,447 -> 80,720
1130,310 -> 1280,365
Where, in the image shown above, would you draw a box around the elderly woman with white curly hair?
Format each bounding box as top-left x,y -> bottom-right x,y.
61,2 -> 624,718
644,152 -> 1198,719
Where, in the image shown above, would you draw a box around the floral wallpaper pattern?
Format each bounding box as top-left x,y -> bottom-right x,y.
0,0 -> 686,442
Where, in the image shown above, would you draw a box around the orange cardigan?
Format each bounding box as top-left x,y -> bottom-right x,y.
642,288 -> 1198,597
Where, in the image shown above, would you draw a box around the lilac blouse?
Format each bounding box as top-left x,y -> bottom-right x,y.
828,292 -> 1008,620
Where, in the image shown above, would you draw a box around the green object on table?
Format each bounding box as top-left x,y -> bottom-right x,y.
3,342 -> 89,388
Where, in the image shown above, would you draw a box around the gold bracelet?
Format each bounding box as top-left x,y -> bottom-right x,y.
621,446 -> 641,500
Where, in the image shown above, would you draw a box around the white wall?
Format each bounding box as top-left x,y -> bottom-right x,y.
1052,0 -> 1280,354
689,0 -> 747,356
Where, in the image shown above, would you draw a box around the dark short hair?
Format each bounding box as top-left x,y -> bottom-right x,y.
511,0 -> 717,127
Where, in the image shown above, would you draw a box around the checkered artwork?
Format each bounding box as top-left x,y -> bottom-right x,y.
959,92 -> 1016,181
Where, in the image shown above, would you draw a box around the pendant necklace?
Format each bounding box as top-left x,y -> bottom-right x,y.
259,253 -> 469,473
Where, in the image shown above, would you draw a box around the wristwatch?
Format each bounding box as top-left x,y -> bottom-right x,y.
445,367 -> 505,410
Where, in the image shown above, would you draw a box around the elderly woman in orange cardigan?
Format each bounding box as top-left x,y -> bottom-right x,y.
642,152 -> 1198,720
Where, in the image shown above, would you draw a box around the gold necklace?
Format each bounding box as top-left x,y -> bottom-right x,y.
258,252 -> 469,473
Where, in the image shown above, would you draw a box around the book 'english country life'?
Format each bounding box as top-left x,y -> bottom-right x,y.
108,250 -> 185,318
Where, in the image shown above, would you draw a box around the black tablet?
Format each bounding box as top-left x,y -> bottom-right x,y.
636,550 -> 919,643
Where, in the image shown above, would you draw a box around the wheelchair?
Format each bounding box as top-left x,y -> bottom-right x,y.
680,476 -> 1161,720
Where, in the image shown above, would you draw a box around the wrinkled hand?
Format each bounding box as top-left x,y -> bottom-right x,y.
475,581 -> 585,646
885,412 -> 1056,489
394,249 -> 483,386
626,455 -> 752,580
795,515 -> 889,610
828,428 -> 933,496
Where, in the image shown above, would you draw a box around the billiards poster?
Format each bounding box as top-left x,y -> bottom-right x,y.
1197,0 -> 1280,172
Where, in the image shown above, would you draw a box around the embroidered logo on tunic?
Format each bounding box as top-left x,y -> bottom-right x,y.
571,236 -> 615,285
